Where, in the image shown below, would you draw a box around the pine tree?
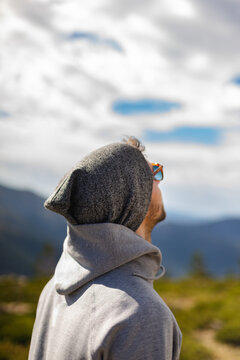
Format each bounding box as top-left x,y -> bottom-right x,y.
189,251 -> 210,278
34,242 -> 56,276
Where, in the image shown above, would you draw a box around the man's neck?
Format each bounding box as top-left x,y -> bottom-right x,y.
135,222 -> 152,243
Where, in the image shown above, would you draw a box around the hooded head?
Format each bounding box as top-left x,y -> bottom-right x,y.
44,142 -> 153,231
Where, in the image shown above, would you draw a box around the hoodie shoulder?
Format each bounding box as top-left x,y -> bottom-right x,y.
90,276 -> 182,360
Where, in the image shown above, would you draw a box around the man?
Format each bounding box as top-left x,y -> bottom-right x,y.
29,136 -> 182,360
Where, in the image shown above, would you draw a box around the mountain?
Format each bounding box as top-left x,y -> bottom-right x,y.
152,219 -> 240,277
0,184 -> 66,275
0,183 -> 239,277
164,210 -> 207,224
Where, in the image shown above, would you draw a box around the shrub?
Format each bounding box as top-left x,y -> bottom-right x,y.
0,341 -> 29,360
189,300 -> 223,330
0,314 -> 34,345
180,334 -> 213,360
216,320 -> 240,346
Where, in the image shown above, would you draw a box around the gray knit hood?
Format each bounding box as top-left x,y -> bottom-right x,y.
44,142 -> 153,231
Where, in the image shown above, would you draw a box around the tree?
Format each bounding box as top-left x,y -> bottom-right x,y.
34,242 -> 57,276
189,251 -> 210,278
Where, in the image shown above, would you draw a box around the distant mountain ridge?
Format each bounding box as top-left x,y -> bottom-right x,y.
152,219 -> 240,277
0,184 -> 66,275
0,183 -> 239,277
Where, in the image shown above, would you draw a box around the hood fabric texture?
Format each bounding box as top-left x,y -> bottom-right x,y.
54,222 -> 165,295
29,223 -> 182,360
44,142 -> 153,231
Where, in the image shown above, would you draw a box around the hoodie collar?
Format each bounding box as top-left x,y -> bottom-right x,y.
54,222 -> 165,295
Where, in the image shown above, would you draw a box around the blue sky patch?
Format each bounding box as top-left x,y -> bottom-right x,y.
232,75 -> 240,86
0,110 -> 10,118
143,126 -> 223,145
67,32 -> 122,51
112,99 -> 181,115
68,32 -> 98,42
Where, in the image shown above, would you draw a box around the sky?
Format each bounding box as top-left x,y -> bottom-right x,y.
0,0 -> 240,221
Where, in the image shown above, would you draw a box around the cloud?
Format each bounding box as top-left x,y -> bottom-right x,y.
162,183 -> 240,220
8,0 -> 54,30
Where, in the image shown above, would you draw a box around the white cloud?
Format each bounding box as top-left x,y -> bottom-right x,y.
160,0 -> 196,19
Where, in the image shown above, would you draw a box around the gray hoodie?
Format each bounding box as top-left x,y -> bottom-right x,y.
29,222 -> 182,360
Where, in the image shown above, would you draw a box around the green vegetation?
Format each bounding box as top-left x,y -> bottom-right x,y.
0,341 -> 28,360
180,334 -> 213,360
0,275 -> 239,359
0,313 -> 34,345
154,276 -> 240,359
216,319 -> 240,346
0,276 -> 48,358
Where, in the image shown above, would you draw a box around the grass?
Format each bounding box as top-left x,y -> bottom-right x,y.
154,276 -> 240,359
0,341 -> 28,360
0,313 -> 34,345
0,275 -> 239,359
216,320 -> 240,346
180,334 -> 213,360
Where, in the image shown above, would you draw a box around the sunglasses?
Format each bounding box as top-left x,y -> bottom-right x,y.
152,163 -> 164,181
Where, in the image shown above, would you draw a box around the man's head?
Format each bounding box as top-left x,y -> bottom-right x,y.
124,138 -> 166,238
44,136 -> 165,232
145,160 -> 166,224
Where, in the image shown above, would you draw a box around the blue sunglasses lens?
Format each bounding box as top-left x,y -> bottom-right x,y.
153,165 -> 163,181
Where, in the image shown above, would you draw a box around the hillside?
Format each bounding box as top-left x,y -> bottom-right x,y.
152,219 -> 240,277
0,183 -> 239,277
0,184 -> 66,275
